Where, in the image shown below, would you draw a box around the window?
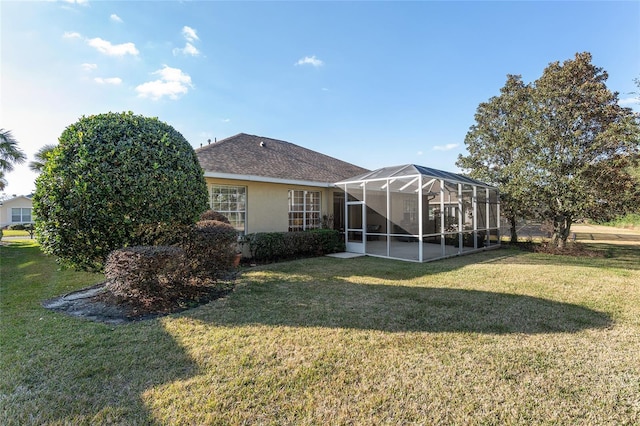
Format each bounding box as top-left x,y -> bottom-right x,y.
403,199 -> 418,223
288,190 -> 321,231
210,185 -> 246,235
11,208 -> 32,223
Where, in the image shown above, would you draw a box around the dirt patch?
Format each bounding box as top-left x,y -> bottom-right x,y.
42,279 -> 235,325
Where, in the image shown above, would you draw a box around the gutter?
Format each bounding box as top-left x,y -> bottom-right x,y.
203,172 -> 338,188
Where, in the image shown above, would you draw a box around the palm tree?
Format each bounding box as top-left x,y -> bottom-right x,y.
0,128 -> 26,191
29,144 -> 57,173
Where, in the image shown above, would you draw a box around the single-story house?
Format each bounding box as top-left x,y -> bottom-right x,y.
0,195 -> 34,228
196,133 -> 368,236
197,133 -> 500,262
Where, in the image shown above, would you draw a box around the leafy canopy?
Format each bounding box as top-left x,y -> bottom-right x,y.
456,75 -> 535,242
0,128 -> 27,191
29,144 -> 57,173
34,112 -> 209,271
458,52 -> 640,247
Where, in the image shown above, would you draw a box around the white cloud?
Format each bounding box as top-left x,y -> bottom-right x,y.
433,143 -> 459,151
61,0 -> 88,4
295,55 -> 324,67
417,151 -> 423,156
63,31 -> 82,39
173,42 -> 200,56
94,77 -> 122,85
87,37 -> 139,56
81,63 -> 98,71
182,26 -> 199,42
110,14 -> 123,23
174,26 -> 200,56
619,97 -> 639,106
135,65 -> 193,100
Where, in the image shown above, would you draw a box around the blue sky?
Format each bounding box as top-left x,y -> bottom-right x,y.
2,0 -> 639,197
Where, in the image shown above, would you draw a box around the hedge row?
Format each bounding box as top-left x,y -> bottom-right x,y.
244,229 -> 344,262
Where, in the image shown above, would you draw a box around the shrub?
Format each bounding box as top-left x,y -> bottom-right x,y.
105,246 -> 188,305
308,228 -> 345,253
246,229 -> 344,262
200,210 -> 231,224
33,112 -> 209,271
184,220 -> 238,280
134,222 -> 194,247
8,224 -> 26,230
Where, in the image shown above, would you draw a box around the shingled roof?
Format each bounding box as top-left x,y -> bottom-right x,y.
196,133 -> 368,185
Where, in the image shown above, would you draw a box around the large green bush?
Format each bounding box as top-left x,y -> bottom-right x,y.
34,112 -> 208,271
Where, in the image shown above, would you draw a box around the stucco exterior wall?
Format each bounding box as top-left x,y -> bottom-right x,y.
204,177 -> 334,234
0,197 -> 34,228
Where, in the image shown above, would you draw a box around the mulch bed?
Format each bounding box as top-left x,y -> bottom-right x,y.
510,241 -> 606,258
42,278 -> 235,325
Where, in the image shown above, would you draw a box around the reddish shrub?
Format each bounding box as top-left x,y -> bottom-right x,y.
199,210 -> 231,224
105,246 -> 188,304
183,220 -> 238,280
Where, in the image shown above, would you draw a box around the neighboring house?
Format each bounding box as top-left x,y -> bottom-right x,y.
196,133 -> 368,236
0,195 -> 34,228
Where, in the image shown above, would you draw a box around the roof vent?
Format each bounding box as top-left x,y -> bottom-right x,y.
259,141 -> 266,147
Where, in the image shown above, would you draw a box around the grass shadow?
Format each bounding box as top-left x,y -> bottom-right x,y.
191,266 -> 613,335
0,242 -> 200,425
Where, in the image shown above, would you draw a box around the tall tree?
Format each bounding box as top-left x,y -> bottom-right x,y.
457,75 -> 535,242
29,144 -> 57,173
459,53 -> 640,249
530,53 -> 639,247
0,129 -> 27,191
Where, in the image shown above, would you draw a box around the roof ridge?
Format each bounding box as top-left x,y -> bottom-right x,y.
195,133 -> 245,151
196,132 -> 368,182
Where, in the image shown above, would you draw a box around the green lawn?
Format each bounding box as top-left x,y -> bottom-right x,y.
1,238 -> 639,425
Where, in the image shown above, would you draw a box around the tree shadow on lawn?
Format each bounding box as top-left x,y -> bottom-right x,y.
2,316 -> 199,426
0,244 -> 197,426
184,247 -> 628,334
193,273 -> 613,335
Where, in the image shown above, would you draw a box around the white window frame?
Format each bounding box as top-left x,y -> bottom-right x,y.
210,185 -> 247,235
288,190 -> 321,231
11,208 -> 32,223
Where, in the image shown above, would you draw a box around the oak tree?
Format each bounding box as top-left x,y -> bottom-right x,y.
458,53 -> 640,248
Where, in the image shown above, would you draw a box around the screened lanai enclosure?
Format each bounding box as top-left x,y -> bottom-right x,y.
336,164 -> 500,262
